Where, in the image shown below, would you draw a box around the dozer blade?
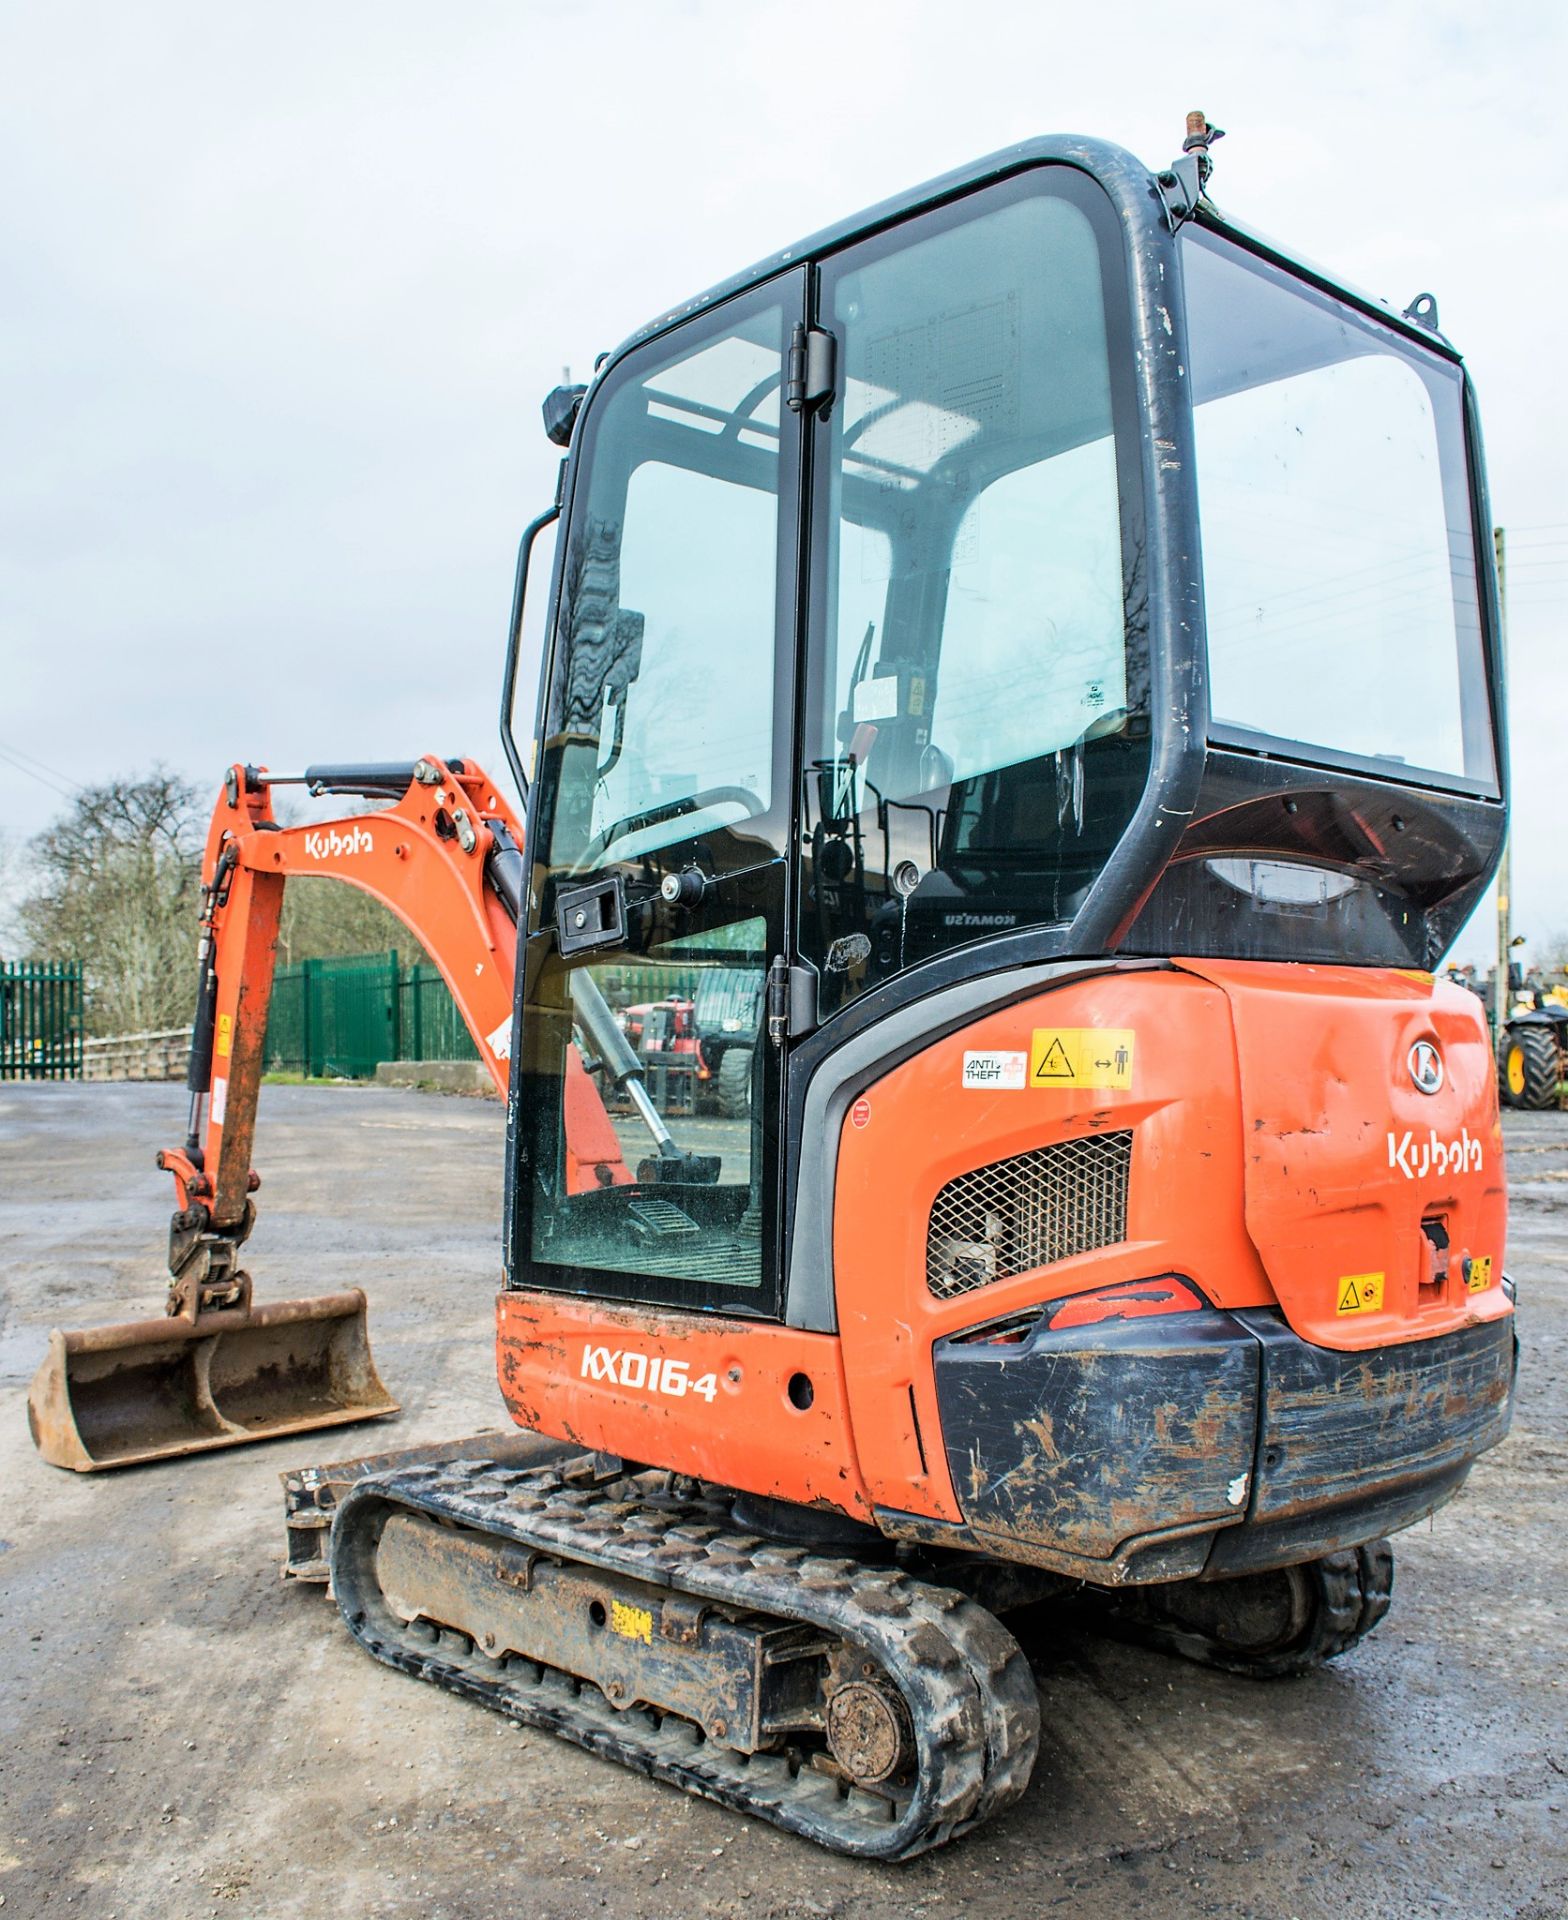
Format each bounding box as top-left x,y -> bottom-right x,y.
26,1290 -> 398,1472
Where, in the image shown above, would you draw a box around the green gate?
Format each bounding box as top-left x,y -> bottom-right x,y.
265,952 -> 480,1078
0,960 -> 85,1080
265,951 -> 400,1079
397,963 -> 479,1064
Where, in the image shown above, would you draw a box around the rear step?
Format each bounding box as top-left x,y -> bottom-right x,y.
280,1429 -> 580,1582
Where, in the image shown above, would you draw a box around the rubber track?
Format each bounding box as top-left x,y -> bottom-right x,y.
331,1457 -> 1040,1859
1102,1540 -> 1395,1680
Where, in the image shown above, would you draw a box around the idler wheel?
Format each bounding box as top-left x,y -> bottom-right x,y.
826,1675 -> 914,1787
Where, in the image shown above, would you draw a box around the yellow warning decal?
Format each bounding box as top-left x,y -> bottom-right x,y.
610,1599 -> 652,1644
1465,1255 -> 1493,1294
1028,1028 -> 1135,1091
215,1013 -> 233,1059
1336,1272 -> 1386,1315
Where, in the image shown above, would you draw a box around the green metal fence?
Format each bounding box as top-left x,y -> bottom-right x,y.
265,951 -> 479,1079
1,960 -> 85,1080
398,962 -> 479,1065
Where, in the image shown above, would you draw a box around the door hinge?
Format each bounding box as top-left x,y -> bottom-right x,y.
785,324 -> 836,416
767,956 -> 818,1046
767,956 -> 788,1046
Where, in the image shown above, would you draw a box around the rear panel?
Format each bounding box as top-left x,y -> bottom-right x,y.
832,962 -> 1512,1575
1176,961 -> 1506,1346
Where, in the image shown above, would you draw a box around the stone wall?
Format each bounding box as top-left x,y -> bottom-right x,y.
372,1059 -> 499,1097
82,1026 -> 193,1082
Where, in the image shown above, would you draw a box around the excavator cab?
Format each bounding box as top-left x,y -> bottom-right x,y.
398,139 -> 1510,1852
509,137 -> 1505,1333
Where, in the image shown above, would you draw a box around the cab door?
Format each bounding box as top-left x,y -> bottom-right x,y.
512,273 -> 806,1320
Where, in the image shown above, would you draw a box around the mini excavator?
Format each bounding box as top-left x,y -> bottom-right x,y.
30,121 -> 1517,1858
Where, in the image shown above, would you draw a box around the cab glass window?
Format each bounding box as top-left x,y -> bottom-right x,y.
519,285 -> 796,1317
527,919 -> 769,1297
802,169 -> 1149,1017
537,300 -> 791,882
1183,228 -> 1492,788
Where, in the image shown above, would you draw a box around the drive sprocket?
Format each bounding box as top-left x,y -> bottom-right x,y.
1091,1540 -> 1394,1679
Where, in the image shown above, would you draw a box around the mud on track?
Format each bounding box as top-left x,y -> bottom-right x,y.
1,1082 -> 1564,1919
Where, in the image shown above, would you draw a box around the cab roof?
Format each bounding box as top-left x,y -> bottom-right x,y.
600,131 -> 1460,381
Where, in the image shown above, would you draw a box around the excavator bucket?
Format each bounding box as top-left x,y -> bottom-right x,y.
26,1290 -> 398,1472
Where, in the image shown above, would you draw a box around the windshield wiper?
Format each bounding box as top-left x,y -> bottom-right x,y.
834,621 -> 877,747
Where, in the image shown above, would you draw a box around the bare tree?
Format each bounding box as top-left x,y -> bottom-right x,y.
276,875 -> 432,969
1528,926 -> 1568,982
0,828 -> 24,959
19,768 -> 205,1035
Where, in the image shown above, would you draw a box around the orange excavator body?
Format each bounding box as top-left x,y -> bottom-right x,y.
497,961 -> 1512,1580
25,120 -> 1522,1862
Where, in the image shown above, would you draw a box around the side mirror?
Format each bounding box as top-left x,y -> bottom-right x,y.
542,383 -> 587,447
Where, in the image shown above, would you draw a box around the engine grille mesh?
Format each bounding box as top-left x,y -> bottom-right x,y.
926,1130 -> 1133,1300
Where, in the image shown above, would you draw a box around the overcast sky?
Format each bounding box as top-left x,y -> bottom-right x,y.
2,0 -> 1564,965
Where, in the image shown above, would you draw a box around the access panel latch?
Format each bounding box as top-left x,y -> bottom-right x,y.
556,875 -> 626,956
785,325 -> 836,416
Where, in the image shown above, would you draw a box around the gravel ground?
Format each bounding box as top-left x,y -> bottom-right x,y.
1,1080 -> 1564,1920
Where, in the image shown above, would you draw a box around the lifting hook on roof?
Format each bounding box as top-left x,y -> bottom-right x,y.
1182,110 -> 1225,189
1156,109 -> 1226,231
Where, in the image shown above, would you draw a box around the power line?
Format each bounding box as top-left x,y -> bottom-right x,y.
0,745 -> 78,803
0,739 -> 84,794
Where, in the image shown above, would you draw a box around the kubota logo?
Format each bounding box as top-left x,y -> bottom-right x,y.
1408,1040 -> 1444,1095
1387,1126 -> 1482,1180
304,825 -> 374,860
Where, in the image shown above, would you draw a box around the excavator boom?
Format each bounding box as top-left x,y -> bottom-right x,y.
28,756 -> 532,1468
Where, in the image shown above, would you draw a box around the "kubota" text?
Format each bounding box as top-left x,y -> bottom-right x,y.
303,825 -> 374,860
1387,1126 -> 1483,1180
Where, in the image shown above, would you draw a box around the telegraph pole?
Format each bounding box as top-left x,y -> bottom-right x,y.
1494,524 -> 1510,1049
